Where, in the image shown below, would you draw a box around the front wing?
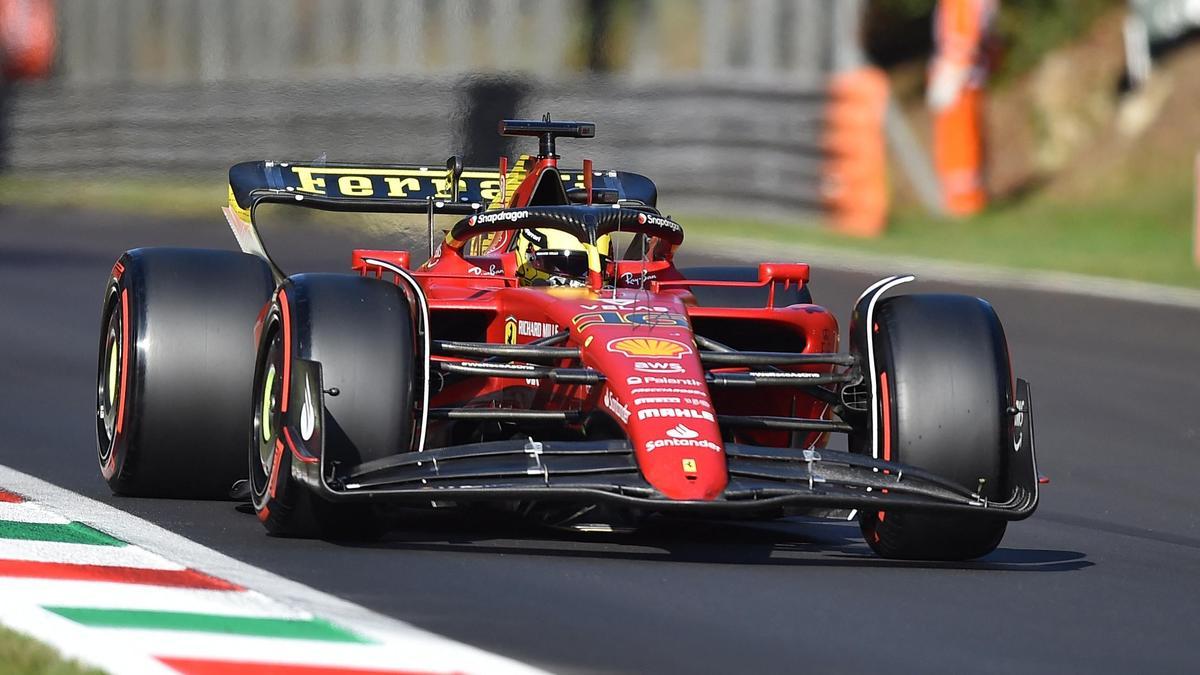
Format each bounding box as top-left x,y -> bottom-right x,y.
283,362 -> 1038,520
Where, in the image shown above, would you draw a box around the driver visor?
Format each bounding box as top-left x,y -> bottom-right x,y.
527,249 -> 608,279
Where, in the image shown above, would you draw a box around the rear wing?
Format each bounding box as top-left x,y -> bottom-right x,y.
224,159 -> 658,283
226,160 -> 657,218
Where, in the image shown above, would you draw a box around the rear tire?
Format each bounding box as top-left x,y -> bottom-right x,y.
678,266 -> 812,307
250,274 -> 416,538
857,294 -> 1011,560
96,248 -> 275,498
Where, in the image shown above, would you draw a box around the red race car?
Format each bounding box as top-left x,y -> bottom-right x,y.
96,118 -> 1038,560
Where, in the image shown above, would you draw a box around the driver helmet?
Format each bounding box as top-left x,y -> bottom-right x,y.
514,228 -> 611,287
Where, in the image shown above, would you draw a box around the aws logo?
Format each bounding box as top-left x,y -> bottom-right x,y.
634,361 -> 685,374
607,337 -> 692,359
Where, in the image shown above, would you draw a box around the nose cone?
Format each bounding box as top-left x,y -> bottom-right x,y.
586,333 -> 728,500
541,290 -> 730,501
631,416 -> 728,500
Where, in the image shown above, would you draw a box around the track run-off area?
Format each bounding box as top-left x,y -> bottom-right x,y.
0,469 -> 545,674
1,206 -> 1198,673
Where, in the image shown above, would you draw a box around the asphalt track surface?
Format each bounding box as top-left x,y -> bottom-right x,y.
2,205 -> 1198,673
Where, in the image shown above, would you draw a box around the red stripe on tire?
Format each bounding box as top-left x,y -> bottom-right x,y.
878,370 -> 892,523
115,288 -> 131,436
880,371 -> 892,463
0,560 -> 241,590
279,291 -> 292,413
267,439 -> 285,499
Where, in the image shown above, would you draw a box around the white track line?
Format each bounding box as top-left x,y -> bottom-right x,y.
0,579 -> 305,618
0,538 -> 183,569
0,500 -> 70,523
693,235 -> 1200,310
0,465 -> 551,675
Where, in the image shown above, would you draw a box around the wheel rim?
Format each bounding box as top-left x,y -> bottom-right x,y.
252,328 -> 284,478
97,297 -> 122,447
260,364 -> 276,445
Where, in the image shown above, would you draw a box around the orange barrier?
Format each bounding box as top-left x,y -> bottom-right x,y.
929,0 -> 996,216
933,86 -> 986,215
823,66 -> 890,238
1,0 -> 56,80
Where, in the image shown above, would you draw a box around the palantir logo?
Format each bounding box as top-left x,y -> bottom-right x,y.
666,424 -> 698,439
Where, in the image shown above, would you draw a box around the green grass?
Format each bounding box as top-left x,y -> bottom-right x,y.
0,624 -> 107,675
3,172 -> 1197,288
683,174 -> 1200,289
0,175 -> 223,217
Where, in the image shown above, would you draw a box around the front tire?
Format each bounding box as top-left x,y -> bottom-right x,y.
250,274 -> 416,538
858,294 -> 1011,560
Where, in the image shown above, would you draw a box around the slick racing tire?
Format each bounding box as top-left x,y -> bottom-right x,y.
250,274 -> 416,539
96,248 -> 275,498
678,266 -> 812,307
858,294 -> 1010,561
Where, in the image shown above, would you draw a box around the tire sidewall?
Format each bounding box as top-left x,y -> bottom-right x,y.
96,258 -> 138,486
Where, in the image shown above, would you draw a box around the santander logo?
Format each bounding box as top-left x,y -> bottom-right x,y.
666,424 -> 699,439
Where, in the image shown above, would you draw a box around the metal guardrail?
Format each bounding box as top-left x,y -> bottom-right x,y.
9,76 -> 827,212
7,0 -> 862,217
53,0 -> 844,84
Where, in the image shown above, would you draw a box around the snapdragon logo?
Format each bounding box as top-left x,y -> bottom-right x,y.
645,214 -> 680,231
636,213 -> 681,232
472,210 -> 531,225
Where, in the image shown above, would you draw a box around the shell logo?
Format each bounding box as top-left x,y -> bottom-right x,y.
607,337 -> 692,359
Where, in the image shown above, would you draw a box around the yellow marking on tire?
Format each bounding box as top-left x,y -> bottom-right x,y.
261,365 -> 276,443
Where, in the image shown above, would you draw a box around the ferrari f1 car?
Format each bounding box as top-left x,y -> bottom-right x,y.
96,118 -> 1039,560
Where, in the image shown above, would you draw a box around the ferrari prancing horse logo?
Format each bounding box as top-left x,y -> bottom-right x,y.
504,316 -> 518,345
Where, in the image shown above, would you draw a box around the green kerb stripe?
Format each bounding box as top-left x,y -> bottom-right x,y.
0,520 -> 125,546
44,607 -> 371,644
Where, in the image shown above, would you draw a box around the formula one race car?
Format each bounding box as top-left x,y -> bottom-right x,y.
96,118 -> 1039,560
